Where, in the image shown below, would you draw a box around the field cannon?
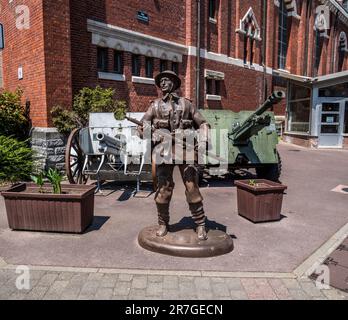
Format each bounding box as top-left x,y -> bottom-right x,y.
65,112 -> 152,193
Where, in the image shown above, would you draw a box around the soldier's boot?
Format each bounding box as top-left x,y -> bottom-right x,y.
156,203 -> 170,237
189,202 -> 208,240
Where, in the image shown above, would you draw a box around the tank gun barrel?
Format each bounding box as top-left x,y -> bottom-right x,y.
232,91 -> 285,144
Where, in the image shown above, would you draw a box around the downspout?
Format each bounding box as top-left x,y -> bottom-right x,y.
262,0 -> 267,101
196,0 -> 201,108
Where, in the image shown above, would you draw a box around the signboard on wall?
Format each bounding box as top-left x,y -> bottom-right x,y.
137,11 -> 149,23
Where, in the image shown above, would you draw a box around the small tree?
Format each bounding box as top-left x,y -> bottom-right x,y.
0,89 -> 30,140
0,135 -> 33,183
51,86 -> 127,134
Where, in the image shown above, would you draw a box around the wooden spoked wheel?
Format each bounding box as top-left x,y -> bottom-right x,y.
65,128 -> 88,184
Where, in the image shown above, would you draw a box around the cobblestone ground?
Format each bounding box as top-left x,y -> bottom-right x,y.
0,268 -> 347,300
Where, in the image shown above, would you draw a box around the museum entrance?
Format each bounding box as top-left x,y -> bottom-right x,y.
317,99 -> 347,148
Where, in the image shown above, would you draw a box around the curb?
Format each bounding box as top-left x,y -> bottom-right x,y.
293,222 -> 348,278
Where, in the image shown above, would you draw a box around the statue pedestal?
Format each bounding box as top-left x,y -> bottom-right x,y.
138,225 -> 234,258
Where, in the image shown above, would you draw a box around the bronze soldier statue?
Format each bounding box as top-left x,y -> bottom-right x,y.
138,70 -> 210,240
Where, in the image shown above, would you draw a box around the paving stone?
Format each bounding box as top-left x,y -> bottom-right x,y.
100,275 -> 118,288
29,270 -> 47,280
162,289 -> 180,299
211,282 -> 230,298
254,279 -> 278,300
288,289 -> 310,300
111,295 -> 128,300
68,274 -> 89,287
268,278 -> 292,300
87,273 -> 104,281
162,276 -> 179,289
322,288 -> 347,300
8,292 -> 28,300
43,293 -> 61,300
57,272 -> 75,281
299,280 -> 325,298
146,282 -> 163,297
79,281 -> 100,296
194,277 -> 212,291
0,283 -> 17,299
229,290 -> 249,300
129,288 -> 146,299
77,294 -> 95,300
60,287 -> 81,300
282,278 -> 302,290
114,281 -> 131,296
197,291 -> 214,299
210,277 -> 226,284
132,275 -> 147,289
118,274 -> 133,282
45,280 -> 69,297
148,275 -> 163,283
25,286 -> 49,300
37,273 -> 59,287
179,281 -> 196,298
240,279 -> 264,300
179,276 -> 194,282
94,288 -> 113,300
225,278 -> 243,291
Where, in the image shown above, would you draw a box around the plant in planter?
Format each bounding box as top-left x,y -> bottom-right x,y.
1,168 -> 96,233
235,179 -> 287,223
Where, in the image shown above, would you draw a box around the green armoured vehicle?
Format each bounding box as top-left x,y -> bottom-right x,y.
200,91 -> 285,181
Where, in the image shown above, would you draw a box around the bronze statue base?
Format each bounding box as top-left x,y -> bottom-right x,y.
138,225 -> 234,258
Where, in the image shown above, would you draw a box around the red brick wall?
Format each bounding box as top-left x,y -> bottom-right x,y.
1,0 -> 47,127
42,0 -> 72,126
2,0 -> 348,128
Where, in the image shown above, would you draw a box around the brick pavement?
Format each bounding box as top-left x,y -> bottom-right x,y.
0,267 -> 347,300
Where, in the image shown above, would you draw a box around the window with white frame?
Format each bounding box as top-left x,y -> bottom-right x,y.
97,47 -> 108,72
114,50 -> 123,74
209,0 -> 217,20
287,83 -> 311,133
132,54 -> 141,76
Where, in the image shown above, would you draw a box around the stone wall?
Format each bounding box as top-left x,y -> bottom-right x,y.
30,128 -> 66,172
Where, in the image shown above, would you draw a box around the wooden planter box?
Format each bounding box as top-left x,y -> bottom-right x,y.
235,179 -> 287,223
1,183 -> 96,233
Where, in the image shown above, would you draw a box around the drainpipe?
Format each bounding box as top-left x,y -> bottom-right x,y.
262,0 -> 267,102
196,0 -> 201,108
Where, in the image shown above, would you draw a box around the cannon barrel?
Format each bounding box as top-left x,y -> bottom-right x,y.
96,133 -> 125,150
232,91 -> 285,144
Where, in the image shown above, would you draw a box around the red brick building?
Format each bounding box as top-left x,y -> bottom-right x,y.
1,0 -> 348,153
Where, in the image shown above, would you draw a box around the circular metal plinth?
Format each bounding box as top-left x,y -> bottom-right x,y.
138,225 -> 234,258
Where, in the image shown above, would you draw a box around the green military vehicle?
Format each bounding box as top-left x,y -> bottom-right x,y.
200,91 -> 285,182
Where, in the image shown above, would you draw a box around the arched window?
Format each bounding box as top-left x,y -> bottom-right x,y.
338,32 -> 348,72
278,0 -> 288,69
237,7 -> 261,65
314,29 -> 322,76
243,17 -> 257,65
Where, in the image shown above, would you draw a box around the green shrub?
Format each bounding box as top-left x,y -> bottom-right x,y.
51,86 -> 127,134
46,168 -> 63,194
0,89 -> 30,140
0,135 -> 34,183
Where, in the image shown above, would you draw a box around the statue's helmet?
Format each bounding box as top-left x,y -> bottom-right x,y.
155,70 -> 181,91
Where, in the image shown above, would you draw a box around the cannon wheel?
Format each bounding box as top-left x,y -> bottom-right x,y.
65,128 -> 88,184
255,151 -> 282,182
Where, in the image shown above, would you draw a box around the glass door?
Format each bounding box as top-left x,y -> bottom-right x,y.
318,101 -> 345,148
